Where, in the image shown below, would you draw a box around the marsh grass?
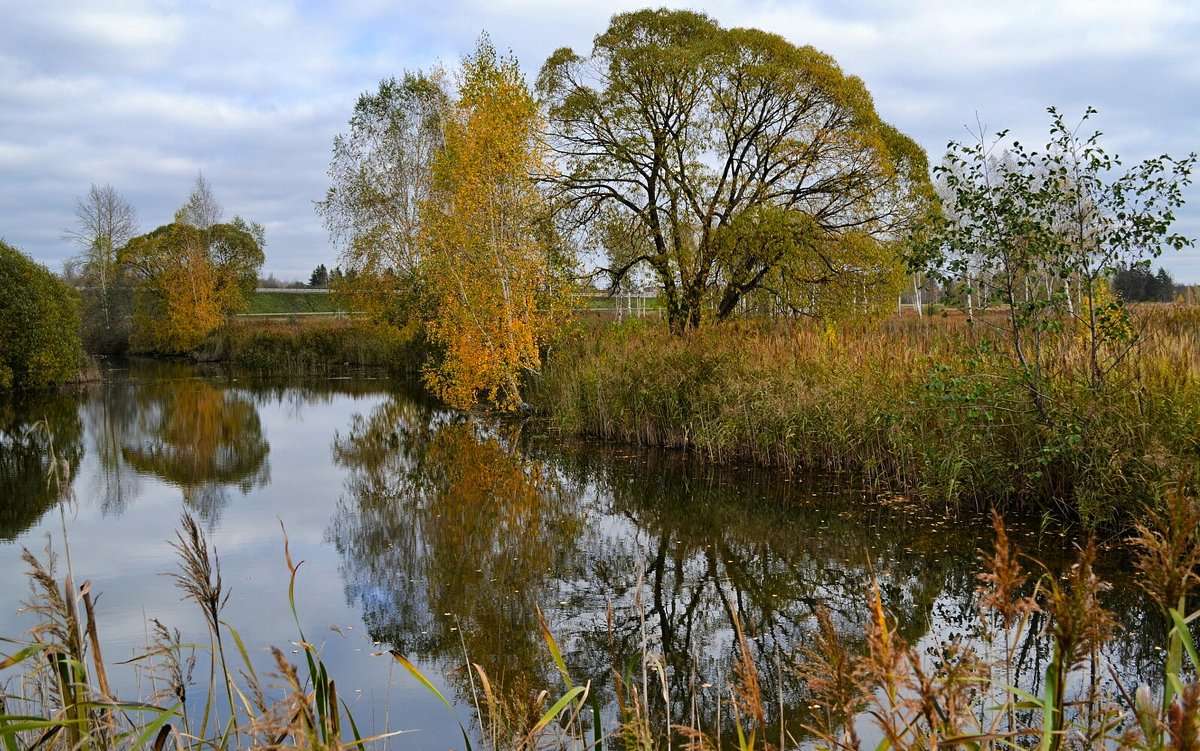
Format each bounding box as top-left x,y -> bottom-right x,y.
203,318 -> 426,374
533,308 -> 1200,527
0,513 -> 394,751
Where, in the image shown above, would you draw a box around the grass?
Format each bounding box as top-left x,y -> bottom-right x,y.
245,291 -> 344,316
531,306 -> 1200,528
198,317 -> 427,374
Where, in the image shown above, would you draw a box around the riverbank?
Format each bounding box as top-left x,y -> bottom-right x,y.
195,316 -> 426,373
531,307 -> 1200,527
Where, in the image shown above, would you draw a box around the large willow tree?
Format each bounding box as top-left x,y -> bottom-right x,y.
538,9 -> 934,331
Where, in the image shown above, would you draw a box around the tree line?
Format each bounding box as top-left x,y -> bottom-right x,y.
63,174 -> 265,354
319,8 -> 1193,411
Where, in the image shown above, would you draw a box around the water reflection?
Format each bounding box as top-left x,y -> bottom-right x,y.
328,396 -> 978,742
0,366 -> 1175,748
88,361 -> 270,523
0,390 -> 83,540
330,391 -> 1162,746
330,395 -> 582,699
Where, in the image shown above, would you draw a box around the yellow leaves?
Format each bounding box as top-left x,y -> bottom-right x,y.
126,223 -> 224,353
419,38 -> 571,411
122,218 -> 263,354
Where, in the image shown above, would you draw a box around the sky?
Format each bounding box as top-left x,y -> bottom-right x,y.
2,0 -> 1199,282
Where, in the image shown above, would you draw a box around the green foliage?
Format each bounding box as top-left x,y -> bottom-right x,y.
316,70 -> 448,323
539,9 -> 933,331
0,239 -> 84,390
64,183 -> 139,354
246,290 -> 342,315
309,263 -> 330,288
914,107 -> 1195,414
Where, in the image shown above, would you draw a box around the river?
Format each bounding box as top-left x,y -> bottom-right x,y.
0,360 -> 1167,749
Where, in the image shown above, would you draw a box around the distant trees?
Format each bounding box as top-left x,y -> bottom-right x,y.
0,239 -> 84,389
120,179 -> 265,353
309,263 -> 330,288
538,9 -> 933,331
1112,265 -> 1176,302
63,183 -> 138,352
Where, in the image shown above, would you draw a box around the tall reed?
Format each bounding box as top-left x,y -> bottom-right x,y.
1,513 -> 392,751
532,309 -> 1200,527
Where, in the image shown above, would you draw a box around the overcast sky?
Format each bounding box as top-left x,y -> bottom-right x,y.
2,0 -> 1198,282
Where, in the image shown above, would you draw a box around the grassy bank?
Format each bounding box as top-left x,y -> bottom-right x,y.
246,289 -> 344,315
532,307 -> 1200,527
200,317 -> 426,374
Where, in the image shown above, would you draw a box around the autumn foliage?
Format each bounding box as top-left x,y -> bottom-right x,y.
120,217 -> 264,354
418,40 -> 570,410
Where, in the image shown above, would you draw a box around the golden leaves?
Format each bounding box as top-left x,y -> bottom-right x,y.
419,39 -> 571,411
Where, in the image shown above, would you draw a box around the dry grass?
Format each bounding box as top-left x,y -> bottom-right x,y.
533,307 -> 1200,527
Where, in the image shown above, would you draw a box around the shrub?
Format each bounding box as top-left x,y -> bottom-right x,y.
0,239 -> 84,390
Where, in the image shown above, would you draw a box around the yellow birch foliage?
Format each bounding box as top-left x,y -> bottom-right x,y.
421,39 -> 570,411
123,223 -> 224,353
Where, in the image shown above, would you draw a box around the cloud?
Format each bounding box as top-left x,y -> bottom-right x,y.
0,0 -> 1197,280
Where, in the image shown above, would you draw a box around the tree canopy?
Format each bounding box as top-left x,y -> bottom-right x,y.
64,183 -> 138,352
419,39 -> 571,410
320,38 -> 571,410
317,71 -> 448,323
915,107 -> 1195,416
0,239 -> 84,390
538,8 -> 933,331
1112,265 -> 1176,303
120,203 -> 265,354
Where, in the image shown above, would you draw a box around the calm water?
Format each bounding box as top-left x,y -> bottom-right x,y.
0,361 -> 1164,748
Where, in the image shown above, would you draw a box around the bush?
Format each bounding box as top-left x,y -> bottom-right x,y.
0,239 -> 84,390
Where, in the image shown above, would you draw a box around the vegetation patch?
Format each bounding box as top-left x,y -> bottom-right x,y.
245,290 -> 344,315
210,317 -> 426,374
0,239 -> 85,390
532,309 -> 1200,527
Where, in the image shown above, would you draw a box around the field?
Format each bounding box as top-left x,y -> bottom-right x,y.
244,289 -> 345,316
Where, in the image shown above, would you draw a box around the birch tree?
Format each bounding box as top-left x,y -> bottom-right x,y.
316,71 -> 449,322
420,38 -> 570,410
64,183 -> 138,351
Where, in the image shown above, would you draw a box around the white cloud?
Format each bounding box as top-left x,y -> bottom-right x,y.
0,0 -> 1197,280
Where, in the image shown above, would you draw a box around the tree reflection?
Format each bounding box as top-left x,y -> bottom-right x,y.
330,398 -> 581,700
0,390 -> 84,540
329,396 -> 1159,748
112,361 -> 269,523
